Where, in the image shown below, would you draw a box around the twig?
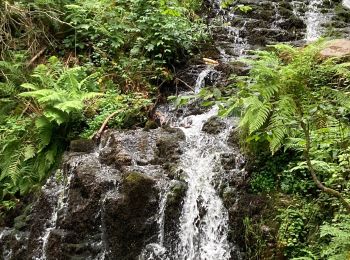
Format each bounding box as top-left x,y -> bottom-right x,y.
301,120 -> 350,214
26,47 -> 46,67
93,111 -> 119,141
175,77 -> 194,91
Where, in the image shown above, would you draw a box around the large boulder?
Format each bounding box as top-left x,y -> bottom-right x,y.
0,127 -> 186,260
103,172 -> 159,259
319,39 -> 350,58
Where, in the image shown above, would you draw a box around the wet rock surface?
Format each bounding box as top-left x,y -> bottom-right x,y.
2,1 -> 350,259
0,127 -> 186,260
103,172 -> 159,259
202,116 -> 227,134
163,180 -> 188,256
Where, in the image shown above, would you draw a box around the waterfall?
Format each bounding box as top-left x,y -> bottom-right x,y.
271,2 -> 284,29
174,107 -> 233,260
34,174 -> 73,260
344,0 -> 350,9
4,1 -> 350,259
305,0 -> 326,41
194,67 -> 219,93
139,182 -> 170,260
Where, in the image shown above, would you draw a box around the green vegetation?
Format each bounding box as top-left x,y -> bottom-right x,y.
2,1 -> 350,259
219,41 -> 350,259
0,0 -> 206,216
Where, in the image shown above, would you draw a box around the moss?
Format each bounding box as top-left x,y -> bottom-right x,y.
70,139 -> 95,153
144,120 -> 158,131
167,181 -> 187,205
123,172 -> 156,197
202,116 -> 226,134
125,172 -> 150,185
14,214 -> 27,230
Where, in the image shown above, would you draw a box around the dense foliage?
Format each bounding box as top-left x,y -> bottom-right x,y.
219,41 -> 350,259
2,1 -> 350,259
0,0 -> 206,216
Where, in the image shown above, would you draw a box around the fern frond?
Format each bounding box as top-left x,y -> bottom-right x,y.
43,107 -> 68,125
20,89 -> 56,99
35,116 -> 53,150
21,83 -> 40,91
24,144 -> 36,161
239,95 -> 262,129
249,102 -> 272,134
77,72 -> 100,90
0,82 -> 17,97
328,88 -> 350,109
6,145 -> 26,186
56,66 -> 83,90
320,215 -> 350,260
54,100 -> 84,113
270,125 -> 288,154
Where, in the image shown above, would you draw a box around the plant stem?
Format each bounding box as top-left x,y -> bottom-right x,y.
301,121 -> 350,214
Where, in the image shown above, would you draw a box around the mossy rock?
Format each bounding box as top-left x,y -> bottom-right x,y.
70,139 -> 95,153
202,116 -> 226,135
123,172 -> 155,194
144,120 -> 159,131
167,181 -> 187,206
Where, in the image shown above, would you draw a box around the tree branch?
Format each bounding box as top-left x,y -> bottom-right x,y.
301,121 -> 350,214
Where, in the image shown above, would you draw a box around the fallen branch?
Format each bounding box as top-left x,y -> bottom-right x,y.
26,47 -> 46,67
175,78 -> 194,92
93,111 -> 119,141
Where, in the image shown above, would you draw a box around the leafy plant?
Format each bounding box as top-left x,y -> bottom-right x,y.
220,41 -> 350,212
276,201 -> 322,259
82,89 -> 151,138
0,56 -> 103,210
320,214 -> 350,260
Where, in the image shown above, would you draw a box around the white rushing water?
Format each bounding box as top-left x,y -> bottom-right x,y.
272,2 -> 284,29
305,0 -> 326,41
211,0 -> 248,61
174,107 -> 232,260
35,173 -> 73,260
194,67 -> 218,93
139,182 -> 170,260
344,0 -> 350,9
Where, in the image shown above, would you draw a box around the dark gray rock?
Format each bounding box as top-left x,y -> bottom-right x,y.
202,116 -> 226,134
0,126 -> 187,260
69,139 -> 95,153
103,172 -> 159,259
163,180 -> 187,256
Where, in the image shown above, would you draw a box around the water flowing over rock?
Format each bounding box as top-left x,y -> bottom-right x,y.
344,0 -> 350,9
174,108 -> 233,259
2,1 -> 350,259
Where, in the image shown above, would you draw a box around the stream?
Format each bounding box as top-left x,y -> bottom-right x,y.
1,0 -> 350,259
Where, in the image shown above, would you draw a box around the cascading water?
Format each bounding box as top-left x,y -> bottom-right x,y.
4,1 -> 350,259
344,0 -> 350,9
33,174 -> 73,260
138,0 -> 252,258
209,0 -> 249,62
194,67 -> 220,93
271,2 -> 284,29
174,108 -> 233,260
139,182 -> 170,260
304,0 -> 332,41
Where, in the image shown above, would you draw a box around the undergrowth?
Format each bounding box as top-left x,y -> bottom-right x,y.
0,0 -> 207,219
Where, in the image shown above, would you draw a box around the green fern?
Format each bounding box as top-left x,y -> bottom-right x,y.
0,57 -> 105,208
320,215 -> 350,260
